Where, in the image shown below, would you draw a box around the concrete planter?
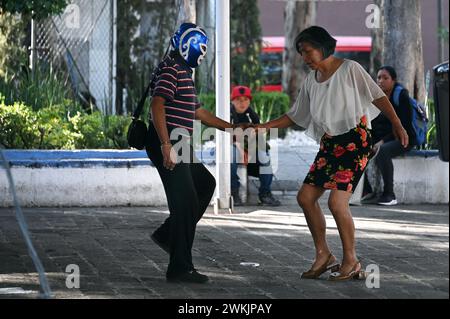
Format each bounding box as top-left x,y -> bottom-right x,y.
0,150 -> 214,207
1,149 -> 448,207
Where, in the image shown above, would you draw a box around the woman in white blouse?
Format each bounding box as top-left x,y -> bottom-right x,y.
256,26 -> 409,281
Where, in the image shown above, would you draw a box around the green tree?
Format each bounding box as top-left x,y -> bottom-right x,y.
0,0 -> 68,19
376,0 -> 426,102
283,0 -> 316,105
0,0 -> 68,82
0,12 -> 27,78
116,0 -> 177,115
230,0 -> 263,90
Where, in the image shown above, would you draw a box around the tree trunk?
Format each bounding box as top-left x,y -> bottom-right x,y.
282,0 -> 316,106
177,0 -> 196,24
383,0 -> 425,102
367,0 -> 425,194
370,0 -> 384,78
196,0 -> 215,92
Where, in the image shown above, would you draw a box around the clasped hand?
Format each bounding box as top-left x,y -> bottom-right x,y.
162,124 -> 269,171
231,123 -> 269,135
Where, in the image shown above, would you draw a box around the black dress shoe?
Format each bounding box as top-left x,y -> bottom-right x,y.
150,233 -> 170,254
166,270 -> 209,284
258,192 -> 281,206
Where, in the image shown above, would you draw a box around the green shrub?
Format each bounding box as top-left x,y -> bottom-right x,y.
0,64 -> 76,111
1,90 -> 291,149
66,110 -> 131,149
37,104 -> 81,149
102,114 -> 132,149
68,111 -> 105,149
0,97 -> 132,149
425,99 -> 438,150
199,91 -> 290,121
0,96 -> 41,148
197,93 -> 216,113
251,92 -> 291,123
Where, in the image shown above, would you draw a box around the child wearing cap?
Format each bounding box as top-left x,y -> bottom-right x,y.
230,85 -> 281,206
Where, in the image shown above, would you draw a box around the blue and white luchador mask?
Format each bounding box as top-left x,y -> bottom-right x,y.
171,23 -> 208,68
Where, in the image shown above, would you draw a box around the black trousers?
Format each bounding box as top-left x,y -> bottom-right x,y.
146,122 -> 216,277
364,139 -> 411,195
375,140 -> 411,195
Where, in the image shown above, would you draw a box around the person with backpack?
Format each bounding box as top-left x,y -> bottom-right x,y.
363,66 -> 421,206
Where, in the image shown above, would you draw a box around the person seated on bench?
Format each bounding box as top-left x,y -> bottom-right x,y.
362,66 -> 416,206
230,85 -> 281,207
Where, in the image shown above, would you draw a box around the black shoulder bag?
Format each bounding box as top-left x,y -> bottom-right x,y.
126,82 -> 152,150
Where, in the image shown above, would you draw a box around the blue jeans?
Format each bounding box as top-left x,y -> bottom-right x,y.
231,144 -> 273,195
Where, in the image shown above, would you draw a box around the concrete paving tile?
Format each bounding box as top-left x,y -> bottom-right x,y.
0,203 -> 447,299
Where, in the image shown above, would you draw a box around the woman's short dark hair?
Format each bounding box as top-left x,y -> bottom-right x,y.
377,66 -> 397,81
294,26 -> 337,59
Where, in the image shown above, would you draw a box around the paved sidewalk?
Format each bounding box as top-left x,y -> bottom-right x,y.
0,200 -> 448,299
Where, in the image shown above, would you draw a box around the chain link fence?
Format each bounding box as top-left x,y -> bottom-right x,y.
35,0 -> 115,114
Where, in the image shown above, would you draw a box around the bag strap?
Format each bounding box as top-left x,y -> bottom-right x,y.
132,81 -> 152,120
132,44 -> 172,120
392,84 -> 403,107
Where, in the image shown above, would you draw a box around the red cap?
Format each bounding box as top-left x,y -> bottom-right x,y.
231,85 -> 252,101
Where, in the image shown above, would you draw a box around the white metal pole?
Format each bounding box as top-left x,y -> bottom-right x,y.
111,0 -> 117,115
29,18 -> 36,73
214,0 -> 232,214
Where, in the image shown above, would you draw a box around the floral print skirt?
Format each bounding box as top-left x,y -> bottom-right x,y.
304,116 -> 373,193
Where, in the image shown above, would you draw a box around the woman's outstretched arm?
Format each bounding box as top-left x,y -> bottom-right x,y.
372,96 -> 409,148
256,114 -> 295,130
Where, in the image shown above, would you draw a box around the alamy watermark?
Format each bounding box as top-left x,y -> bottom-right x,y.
64,4 -> 80,29
365,4 -> 381,29
65,264 -> 80,289
169,121 -> 279,175
365,264 -> 380,289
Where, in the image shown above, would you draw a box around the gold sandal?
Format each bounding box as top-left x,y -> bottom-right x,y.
301,254 -> 340,279
328,261 -> 365,281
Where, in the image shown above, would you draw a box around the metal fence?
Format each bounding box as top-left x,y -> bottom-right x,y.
35,0 -> 116,114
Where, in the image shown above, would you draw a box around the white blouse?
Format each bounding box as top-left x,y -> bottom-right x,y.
286,59 -> 385,143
